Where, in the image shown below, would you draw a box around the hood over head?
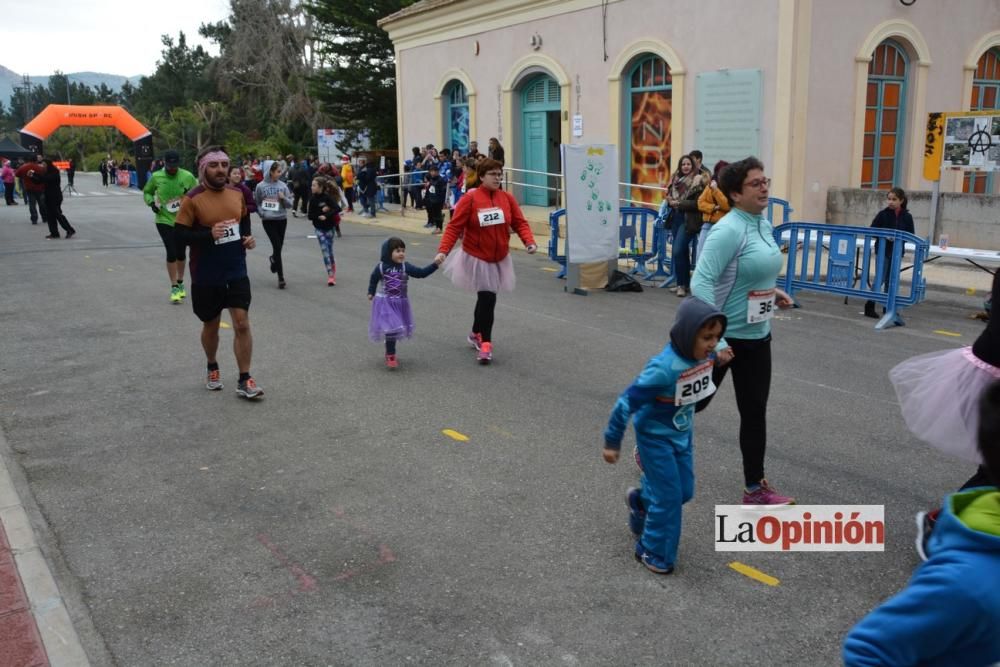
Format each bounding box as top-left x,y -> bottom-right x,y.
261,160 -> 277,181
670,297 -> 727,360
380,237 -> 405,264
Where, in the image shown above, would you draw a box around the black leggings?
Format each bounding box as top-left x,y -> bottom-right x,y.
472,291 -> 498,342
155,224 -> 187,262
262,219 -> 287,279
696,336 -> 772,487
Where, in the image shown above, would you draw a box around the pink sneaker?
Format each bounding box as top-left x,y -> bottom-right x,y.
742,480 -> 794,506
385,354 -> 398,369
466,332 -> 482,351
477,341 -> 492,365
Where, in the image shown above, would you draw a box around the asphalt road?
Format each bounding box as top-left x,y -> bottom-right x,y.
0,173 -> 988,666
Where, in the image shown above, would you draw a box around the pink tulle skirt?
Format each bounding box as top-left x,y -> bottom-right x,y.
889,347 -> 1000,464
442,248 -> 516,293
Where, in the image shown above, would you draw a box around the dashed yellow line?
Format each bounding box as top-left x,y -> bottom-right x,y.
220,322 -> 232,329
540,267 -> 559,272
442,429 -> 469,442
729,561 -> 780,587
933,329 -> 961,337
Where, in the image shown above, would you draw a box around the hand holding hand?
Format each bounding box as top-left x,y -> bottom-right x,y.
602,447 -> 620,464
434,252 -> 446,265
716,348 -> 735,366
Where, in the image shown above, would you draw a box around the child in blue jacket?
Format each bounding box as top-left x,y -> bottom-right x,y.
603,297 -> 727,574
843,379 -> 1000,666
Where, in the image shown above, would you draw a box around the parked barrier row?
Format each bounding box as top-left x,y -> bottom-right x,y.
773,222 -> 928,329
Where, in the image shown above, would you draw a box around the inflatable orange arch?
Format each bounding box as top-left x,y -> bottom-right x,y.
20,104 -> 151,142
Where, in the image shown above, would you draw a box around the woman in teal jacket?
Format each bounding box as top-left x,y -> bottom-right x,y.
690,156 -> 795,505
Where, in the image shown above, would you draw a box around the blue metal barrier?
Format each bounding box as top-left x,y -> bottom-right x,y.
767,197 -> 793,226
774,222 -> 928,330
548,206 -> 660,279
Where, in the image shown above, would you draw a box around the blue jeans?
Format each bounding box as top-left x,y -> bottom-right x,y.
696,223 -> 713,260
672,223 -> 698,288
637,431 -> 694,567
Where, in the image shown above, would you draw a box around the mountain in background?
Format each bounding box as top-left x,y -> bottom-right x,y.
0,65 -> 142,110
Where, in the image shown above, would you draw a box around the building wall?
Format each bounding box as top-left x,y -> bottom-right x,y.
386,0 -> 1000,246
803,0 -> 1000,221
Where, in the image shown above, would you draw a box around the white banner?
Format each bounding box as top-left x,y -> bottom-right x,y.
562,144 -> 619,263
714,505 -> 885,552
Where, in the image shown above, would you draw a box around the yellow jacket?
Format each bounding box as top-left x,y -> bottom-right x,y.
697,184 -> 730,223
341,164 -> 355,188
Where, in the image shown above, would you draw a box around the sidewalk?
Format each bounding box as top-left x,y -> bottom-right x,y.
0,437 -> 90,667
348,203 -> 996,295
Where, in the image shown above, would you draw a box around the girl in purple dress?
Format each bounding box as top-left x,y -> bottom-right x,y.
367,237 -> 442,368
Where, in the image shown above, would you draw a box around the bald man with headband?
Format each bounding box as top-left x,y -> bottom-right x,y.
175,146 -> 264,399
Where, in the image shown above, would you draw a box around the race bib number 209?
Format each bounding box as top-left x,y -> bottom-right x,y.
674,360 -> 716,406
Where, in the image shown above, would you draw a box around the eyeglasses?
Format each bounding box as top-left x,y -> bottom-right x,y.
743,177 -> 771,190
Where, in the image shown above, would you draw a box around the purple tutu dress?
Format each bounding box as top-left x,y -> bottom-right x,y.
369,264 -> 416,342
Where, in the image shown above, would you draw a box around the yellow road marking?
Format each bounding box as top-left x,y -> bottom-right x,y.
966,288 -> 977,296
442,429 -> 469,442
540,267 -> 558,272
933,329 -> 961,337
220,321 -> 232,329
729,561 -> 780,587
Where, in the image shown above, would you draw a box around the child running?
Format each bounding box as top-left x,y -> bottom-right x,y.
603,297 -> 728,574
843,379 -> 1000,666
307,176 -> 343,285
367,237 -> 442,368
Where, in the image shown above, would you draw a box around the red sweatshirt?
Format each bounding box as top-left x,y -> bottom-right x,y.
14,162 -> 46,193
437,187 -> 535,262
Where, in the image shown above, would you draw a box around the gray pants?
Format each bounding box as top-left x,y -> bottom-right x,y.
27,190 -> 47,224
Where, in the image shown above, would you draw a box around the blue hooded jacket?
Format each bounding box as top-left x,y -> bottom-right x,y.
604,298 -> 726,449
843,487 -> 1000,666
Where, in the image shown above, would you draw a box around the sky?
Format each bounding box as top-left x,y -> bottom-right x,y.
3,1 -> 232,77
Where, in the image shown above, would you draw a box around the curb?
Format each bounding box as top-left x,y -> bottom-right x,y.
0,433 -> 90,667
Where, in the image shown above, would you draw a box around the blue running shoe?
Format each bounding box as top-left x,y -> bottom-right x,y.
634,541 -> 674,575
626,486 -> 646,537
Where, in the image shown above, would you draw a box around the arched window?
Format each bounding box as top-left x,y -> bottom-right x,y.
964,48 -> 1000,193
446,81 -> 469,153
862,40 -> 909,189
626,55 -> 672,206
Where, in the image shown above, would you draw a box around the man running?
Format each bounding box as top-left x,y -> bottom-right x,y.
143,150 -> 198,303
174,146 -> 264,400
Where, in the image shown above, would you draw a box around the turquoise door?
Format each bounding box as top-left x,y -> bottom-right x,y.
523,112 -> 548,206
520,75 -> 560,207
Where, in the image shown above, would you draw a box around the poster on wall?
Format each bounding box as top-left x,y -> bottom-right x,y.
563,144 -> 620,263
694,69 -> 762,170
630,89 -> 671,207
450,106 -> 470,153
942,114 -> 1000,170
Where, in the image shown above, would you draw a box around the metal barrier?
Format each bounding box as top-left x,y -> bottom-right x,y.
774,222 -> 929,329
767,197 -> 793,225
548,206 -> 660,279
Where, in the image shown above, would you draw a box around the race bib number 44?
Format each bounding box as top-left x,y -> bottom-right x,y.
478,207 -> 506,227
747,289 -> 776,324
261,198 -> 281,212
674,360 -> 716,406
215,219 -> 240,245
165,198 -> 182,214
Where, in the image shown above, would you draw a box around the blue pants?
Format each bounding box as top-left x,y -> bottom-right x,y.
314,228 -> 336,276
671,224 -> 698,288
637,430 -> 694,567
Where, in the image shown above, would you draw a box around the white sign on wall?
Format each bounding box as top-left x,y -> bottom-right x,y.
562,143 -> 619,263
694,69 -> 763,168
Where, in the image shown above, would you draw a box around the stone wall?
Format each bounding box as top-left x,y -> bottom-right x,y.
825,187 -> 1000,250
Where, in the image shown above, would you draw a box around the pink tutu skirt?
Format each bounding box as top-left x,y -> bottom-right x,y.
442,248 -> 516,293
889,347 -> 1000,464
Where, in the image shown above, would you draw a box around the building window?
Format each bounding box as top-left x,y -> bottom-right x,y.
446,81 -> 469,153
964,48 -> 1000,194
862,40 -> 908,190
626,55 -> 672,206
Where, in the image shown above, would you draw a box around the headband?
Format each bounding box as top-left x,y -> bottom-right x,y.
198,150 -> 230,184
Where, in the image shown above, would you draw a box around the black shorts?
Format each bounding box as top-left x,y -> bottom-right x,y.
155,223 -> 187,263
191,277 -> 252,322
